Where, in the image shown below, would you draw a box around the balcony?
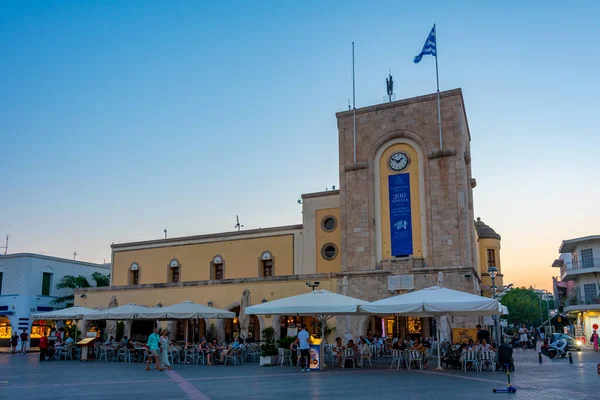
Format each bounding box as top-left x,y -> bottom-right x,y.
563,296 -> 600,313
560,257 -> 600,281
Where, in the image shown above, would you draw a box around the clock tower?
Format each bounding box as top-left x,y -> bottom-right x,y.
336,88 -> 480,297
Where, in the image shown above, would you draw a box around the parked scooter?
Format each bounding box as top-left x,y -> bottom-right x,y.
542,338 -> 568,359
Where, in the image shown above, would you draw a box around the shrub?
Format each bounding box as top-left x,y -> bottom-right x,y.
278,336 -> 296,350
260,327 -> 278,357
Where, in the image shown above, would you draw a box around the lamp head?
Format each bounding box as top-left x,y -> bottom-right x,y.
487,265 -> 498,279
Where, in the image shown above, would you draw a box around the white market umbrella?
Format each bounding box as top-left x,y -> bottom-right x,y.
245,289 -> 369,317
360,286 -> 500,316
360,286 -> 501,370
32,306 -> 101,344
160,301 -> 235,344
85,303 -> 166,320
32,307 -> 99,320
160,301 -> 235,319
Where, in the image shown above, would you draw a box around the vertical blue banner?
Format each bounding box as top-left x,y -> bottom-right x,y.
388,173 -> 413,257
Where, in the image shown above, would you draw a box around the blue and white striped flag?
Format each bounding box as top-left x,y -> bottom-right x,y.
414,24 -> 436,63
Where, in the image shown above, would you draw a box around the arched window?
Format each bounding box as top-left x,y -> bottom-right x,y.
259,251 -> 274,277
168,259 -> 181,283
211,255 -> 224,280
129,262 -> 140,285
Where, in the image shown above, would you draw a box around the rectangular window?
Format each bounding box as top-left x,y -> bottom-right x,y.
41,272 -> 52,296
172,267 -> 180,283
0,272 -> 3,295
487,249 -> 496,268
583,283 -> 598,304
214,264 -> 223,280
132,270 -> 139,285
581,248 -> 594,269
263,260 -> 273,277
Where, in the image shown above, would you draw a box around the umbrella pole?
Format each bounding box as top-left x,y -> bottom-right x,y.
436,317 -> 443,370
185,320 -> 188,346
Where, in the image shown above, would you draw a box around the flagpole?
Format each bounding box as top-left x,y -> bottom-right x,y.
434,24 -> 442,150
352,41 -> 357,164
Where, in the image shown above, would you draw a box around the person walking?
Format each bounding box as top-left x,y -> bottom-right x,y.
39,332 -> 48,361
145,328 -> 162,371
591,330 -> 599,352
297,324 -> 311,372
11,332 -> 19,354
158,330 -> 172,370
20,329 -> 29,354
518,324 -> 528,350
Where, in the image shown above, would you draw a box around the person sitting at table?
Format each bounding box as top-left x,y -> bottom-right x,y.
64,335 -> 74,345
478,338 -> 495,352
346,339 -> 358,352
126,339 -> 135,350
198,338 -> 213,365
104,336 -> 115,346
220,337 -> 240,363
333,337 -> 344,366
357,337 -> 371,367
466,339 -> 477,351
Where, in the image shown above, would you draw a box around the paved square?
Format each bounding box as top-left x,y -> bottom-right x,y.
1,348 -> 599,399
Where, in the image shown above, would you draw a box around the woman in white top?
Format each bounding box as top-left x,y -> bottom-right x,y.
478,338 -> 495,352
518,325 -> 528,350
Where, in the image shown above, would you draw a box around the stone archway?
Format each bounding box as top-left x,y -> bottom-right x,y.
271,315 -> 282,339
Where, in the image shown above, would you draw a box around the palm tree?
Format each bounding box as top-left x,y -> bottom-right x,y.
51,275 -> 92,305
51,273 -> 110,305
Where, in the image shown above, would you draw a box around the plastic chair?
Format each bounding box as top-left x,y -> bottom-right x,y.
407,350 -> 423,370
479,351 -> 496,372
184,347 -> 196,364
116,347 -> 131,363
195,350 -> 206,365
360,348 -> 373,368
59,345 -> 73,361
342,348 -> 355,369
462,350 -> 480,372
224,348 -> 241,366
278,348 -> 293,367
390,349 -> 404,369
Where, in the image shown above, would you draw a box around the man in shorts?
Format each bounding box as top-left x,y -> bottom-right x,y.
20,329 -> 29,354
145,328 -> 162,371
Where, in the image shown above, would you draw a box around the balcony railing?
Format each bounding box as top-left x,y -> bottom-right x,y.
560,257 -> 600,279
564,296 -> 600,307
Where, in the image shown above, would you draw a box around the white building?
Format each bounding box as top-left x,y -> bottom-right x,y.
552,235 -> 600,339
0,253 -> 109,348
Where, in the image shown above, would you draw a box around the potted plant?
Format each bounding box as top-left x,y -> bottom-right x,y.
260,327 -> 278,366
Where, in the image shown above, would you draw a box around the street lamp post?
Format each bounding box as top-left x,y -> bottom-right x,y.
488,265 -> 499,345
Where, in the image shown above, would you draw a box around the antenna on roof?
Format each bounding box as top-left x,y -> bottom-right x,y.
235,215 -> 243,232
73,251 -> 78,260
1,234 -> 8,255
164,229 -> 167,239
386,69 -> 395,103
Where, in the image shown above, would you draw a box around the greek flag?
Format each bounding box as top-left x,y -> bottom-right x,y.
414,24 -> 436,63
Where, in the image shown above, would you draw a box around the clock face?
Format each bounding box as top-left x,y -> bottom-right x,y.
389,152 -> 409,171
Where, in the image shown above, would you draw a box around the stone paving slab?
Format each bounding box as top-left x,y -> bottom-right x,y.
1,348 -> 599,400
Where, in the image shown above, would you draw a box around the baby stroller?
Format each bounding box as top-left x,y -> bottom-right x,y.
496,343 -> 515,371
441,344 -> 462,369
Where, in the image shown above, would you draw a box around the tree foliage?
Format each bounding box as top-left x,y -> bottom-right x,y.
500,288 -> 552,326
51,272 -> 111,305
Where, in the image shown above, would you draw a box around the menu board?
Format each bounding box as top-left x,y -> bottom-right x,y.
309,344 -> 320,371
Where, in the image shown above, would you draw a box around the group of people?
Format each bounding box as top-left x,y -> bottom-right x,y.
10,329 -> 30,355
144,328 -> 250,371
38,328 -> 75,361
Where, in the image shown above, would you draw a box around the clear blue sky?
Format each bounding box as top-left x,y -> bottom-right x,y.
2,1 -> 599,289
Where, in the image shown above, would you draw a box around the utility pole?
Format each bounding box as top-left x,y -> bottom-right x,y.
1,235 -> 8,255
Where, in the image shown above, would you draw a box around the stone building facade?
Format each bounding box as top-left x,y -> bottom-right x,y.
75,89 -> 501,342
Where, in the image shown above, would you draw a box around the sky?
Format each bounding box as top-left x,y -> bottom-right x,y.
1,1 -> 599,291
